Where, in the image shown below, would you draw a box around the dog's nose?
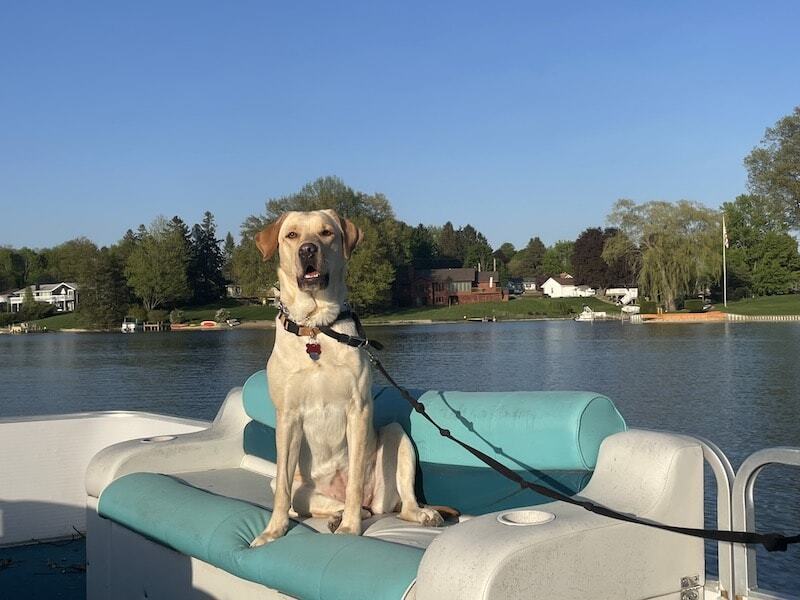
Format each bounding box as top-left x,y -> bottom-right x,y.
298,243 -> 318,260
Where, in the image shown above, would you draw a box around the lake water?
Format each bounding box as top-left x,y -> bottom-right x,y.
2,321 -> 799,593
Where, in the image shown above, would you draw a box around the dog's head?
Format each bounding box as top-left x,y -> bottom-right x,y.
255,209 -> 362,295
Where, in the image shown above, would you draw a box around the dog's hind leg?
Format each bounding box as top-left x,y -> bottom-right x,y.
374,423 -> 444,528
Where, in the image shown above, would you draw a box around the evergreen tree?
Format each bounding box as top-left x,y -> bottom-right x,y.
189,212 -> 226,304
223,232 -> 235,282
77,248 -> 129,328
438,222 -> 461,261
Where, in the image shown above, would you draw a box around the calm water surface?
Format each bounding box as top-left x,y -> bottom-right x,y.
2,321 -> 799,593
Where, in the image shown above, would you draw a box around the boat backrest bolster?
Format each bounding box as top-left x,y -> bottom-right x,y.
241,370 -> 626,471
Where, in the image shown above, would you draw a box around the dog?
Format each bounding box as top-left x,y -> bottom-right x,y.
249,209 -> 444,547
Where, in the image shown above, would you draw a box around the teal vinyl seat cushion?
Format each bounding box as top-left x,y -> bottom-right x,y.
241,370 -> 626,514
98,372 -> 626,599
98,472 -> 423,600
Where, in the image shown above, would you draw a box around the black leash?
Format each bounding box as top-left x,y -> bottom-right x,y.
364,350 -> 800,552
285,306 -> 799,552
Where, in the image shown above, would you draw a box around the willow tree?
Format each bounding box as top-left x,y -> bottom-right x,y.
603,199 -> 721,311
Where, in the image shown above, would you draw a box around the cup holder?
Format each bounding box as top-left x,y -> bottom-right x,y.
496,510 -> 556,526
140,435 -> 177,443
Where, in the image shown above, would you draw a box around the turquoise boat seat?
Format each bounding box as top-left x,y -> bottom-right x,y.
98,371 -> 626,600
242,370 -> 625,513
99,472 -> 423,600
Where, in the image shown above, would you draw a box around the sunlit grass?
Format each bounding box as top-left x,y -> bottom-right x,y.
365,296 -> 619,322
719,294 -> 800,315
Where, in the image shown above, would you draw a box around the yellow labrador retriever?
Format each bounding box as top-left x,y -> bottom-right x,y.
250,209 -> 443,547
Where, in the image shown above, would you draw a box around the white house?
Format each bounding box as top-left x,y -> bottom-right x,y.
522,279 -> 538,292
7,282 -> 79,313
541,273 -> 596,298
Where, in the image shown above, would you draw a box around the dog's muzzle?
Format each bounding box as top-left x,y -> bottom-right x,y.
297,243 -> 329,290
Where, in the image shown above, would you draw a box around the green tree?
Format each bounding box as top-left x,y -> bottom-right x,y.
43,237 -> 98,282
722,194 -> 793,295
22,285 -> 35,311
345,218 -> 396,312
542,240 -> 574,278
189,212 -> 226,304
408,224 -> 438,268
604,199 -> 721,311
459,224 -> 493,270
223,232 -> 236,282
438,222 -> 461,261
242,176 -> 399,311
496,242 -> 516,262
125,217 -> 191,311
77,247 -> 129,328
744,106 -> 800,227
508,237 -> 546,278
749,232 -> 800,295
0,247 -> 21,290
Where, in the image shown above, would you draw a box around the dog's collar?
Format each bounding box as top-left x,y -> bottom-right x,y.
277,304 -> 383,350
277,304 -> 353,338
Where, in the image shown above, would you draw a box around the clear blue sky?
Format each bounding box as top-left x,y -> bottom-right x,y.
1,1 -> 799,250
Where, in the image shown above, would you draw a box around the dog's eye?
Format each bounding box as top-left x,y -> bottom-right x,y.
320,229 -> 333,237
286,232 -> 298,239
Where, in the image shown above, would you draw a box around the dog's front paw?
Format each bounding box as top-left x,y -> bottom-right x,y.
329,510 -> 363,536
327,511 -> 343,534
333,521 -> 362,536
419,506 -> 445,527
400,506 -> 444,528
249,524 -> 288,548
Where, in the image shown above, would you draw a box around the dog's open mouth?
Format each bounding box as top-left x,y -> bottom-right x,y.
303,265 -> 321,280
297,264 -> 329,290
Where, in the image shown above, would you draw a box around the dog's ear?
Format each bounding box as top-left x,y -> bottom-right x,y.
254,214 -> 287,261
337,215 -> 363,259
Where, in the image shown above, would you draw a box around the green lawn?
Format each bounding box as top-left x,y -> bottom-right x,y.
29,296 -> 620,330
30,312 -> 85,330
180,302 -> 277,323
365,296 -> 619,322
718,294 -> 800,316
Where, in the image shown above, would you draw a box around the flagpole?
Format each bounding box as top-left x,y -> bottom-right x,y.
722,214 -> 728,307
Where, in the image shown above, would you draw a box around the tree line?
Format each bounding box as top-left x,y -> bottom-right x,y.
2,106 -> 799,325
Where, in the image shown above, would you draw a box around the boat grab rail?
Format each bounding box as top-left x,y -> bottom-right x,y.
732,447 -> 800,600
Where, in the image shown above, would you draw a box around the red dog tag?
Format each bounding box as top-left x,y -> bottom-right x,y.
306,342 -> 322,360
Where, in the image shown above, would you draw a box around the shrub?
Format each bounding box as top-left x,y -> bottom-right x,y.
129,305 -> 148,321
22,301 -> 55,321
215,308 -> 231,323
0,313 -> 21,327
684,299 -> 704,313
731,287 -> 751,301
169,309 -> 185,324
639,301 -> 658,314
147,309 -> 169,322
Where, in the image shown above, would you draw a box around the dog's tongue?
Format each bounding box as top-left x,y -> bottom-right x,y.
304,266 -> 320,279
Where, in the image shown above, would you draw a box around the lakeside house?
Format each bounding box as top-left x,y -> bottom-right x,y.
541,273 -> 596,298
2,282 -> 79,313
522,278 -> 538,293
410,268 -> 506,306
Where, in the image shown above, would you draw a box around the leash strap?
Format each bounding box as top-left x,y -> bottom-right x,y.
364,349 -> 799,553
